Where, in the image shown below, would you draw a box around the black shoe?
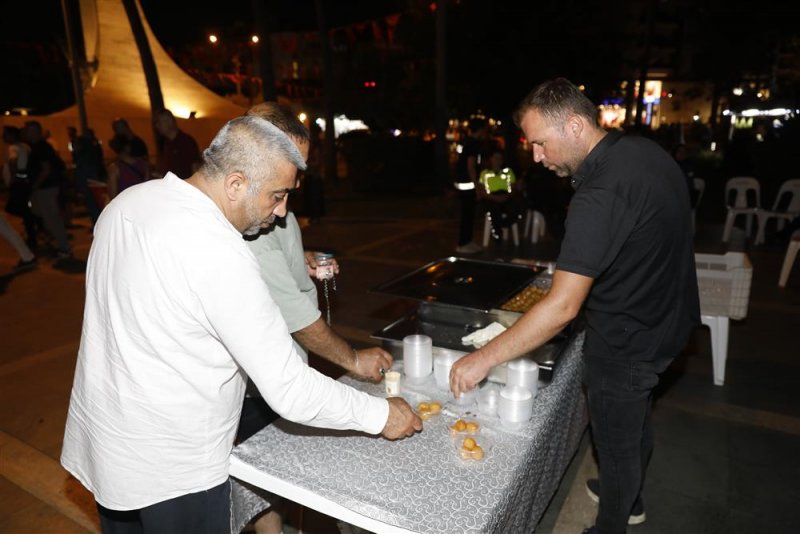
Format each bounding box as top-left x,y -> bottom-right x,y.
582,528 -> 598,534
13,257 -> 37,273
586,478 -> 646,525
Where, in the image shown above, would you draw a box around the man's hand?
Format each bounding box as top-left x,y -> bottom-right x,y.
450,351 -> 491,399
381,397 -> 423,440
352,347 -> 393,382
304,250 -> 340,277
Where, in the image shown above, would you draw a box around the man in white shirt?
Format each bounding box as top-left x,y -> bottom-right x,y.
61,115 -> 422,533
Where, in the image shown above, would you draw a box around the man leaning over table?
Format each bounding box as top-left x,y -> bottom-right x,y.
450,78 -> 699,534
233,103 -> 395,533
61,115 -> 422,534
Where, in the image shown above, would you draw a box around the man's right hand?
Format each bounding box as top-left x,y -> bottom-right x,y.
381,397 -> 422,440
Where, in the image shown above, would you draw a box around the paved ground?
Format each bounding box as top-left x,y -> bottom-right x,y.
1,182 -> 799,533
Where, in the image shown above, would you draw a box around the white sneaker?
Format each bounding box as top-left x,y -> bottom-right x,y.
455,242 -> 482,254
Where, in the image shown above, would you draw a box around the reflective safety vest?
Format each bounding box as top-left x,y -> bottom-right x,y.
479,167 -> 516,194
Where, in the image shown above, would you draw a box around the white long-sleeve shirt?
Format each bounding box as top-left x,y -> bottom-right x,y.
61,173 -> 388,510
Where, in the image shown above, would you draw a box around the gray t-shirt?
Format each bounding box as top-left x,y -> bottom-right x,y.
247,212 -> 321,363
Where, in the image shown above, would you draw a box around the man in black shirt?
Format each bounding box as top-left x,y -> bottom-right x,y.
450,79 -> 699,534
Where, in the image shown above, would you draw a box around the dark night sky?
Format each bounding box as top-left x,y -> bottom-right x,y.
2,1 -> 799,116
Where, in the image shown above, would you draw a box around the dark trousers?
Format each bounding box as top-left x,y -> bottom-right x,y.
96,479 -> 231,534
458,189 -> 476,246
584,356 -> 670,534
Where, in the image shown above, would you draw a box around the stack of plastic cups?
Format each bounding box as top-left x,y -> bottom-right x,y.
403,334 -> 433,384
506,357 -> 539,398
498,385 -> 534,430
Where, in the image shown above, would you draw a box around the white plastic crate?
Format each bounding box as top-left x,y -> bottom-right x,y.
695,252 -> 753,320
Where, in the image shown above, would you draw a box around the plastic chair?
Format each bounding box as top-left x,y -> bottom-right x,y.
722,177 -> 761,243
778,229 -> 800,288
755,179 -> 800,245
692,177 -> 705,234
523,209 -> 546,243
482,212 -> 519,247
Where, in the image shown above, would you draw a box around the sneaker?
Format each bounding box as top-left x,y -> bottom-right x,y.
13,257 -> 37,273
455,242 -> 482,254
586,478 -> 646,525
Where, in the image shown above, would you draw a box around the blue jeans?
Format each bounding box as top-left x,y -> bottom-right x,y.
584,356 -> 671,534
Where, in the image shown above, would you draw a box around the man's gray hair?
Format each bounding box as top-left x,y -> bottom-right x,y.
513,78 -> 599,128
201,115 -> 307,193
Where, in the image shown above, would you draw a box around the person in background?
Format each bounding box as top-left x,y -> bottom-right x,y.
69,127 -> 104,226
3,126 -> 38,252
454,117 -> 489,254
450,78 -> 699,534
0,214 -> 36,272
107,137 -> 149,199
153,108 -> 201,180
110,117 -> 149,161
237,102 -> 394,533
24,121 -> 72,259
478,146 -> 525,241
61,115 -> 421,534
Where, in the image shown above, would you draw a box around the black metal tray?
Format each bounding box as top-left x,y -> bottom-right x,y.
370,256 -> 543,312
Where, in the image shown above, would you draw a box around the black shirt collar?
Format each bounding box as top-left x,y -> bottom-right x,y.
570,130 -> 622,190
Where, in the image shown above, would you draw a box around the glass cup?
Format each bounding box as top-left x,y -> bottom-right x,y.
403,334 -> 433,384
498,385 -> 534,430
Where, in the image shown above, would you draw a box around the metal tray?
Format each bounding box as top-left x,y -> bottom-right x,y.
371,301 -> 572,384
370,256 -> 543,312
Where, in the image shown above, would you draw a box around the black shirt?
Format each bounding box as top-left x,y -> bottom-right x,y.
557,131 -> 700,362
28,139 -> 66,190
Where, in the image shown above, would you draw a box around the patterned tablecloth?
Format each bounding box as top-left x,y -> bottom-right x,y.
230,331 -> 587,533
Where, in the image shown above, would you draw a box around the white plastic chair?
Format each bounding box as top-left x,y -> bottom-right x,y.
778,229 -> 800,288
722,177 -> 761,243
692,177 -> 705,234
523,209 -> 546,243
755,179 -> 800,245
482,212 -> 519,247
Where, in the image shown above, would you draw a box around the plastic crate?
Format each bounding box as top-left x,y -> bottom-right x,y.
695,252 -> 752,320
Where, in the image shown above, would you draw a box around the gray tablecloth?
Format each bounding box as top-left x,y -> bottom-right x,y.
230,331 -> 587,533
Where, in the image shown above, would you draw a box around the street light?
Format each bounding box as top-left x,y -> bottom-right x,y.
209,34 -> 218,44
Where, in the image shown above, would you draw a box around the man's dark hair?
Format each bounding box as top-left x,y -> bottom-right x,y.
513,78 -> 598,128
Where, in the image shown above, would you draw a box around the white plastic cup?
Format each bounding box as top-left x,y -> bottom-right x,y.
450,387 -> 478,406
403,334 -> 433,383
478,385 -> 499,417
506,358 -> 539,398
433,351 -> 460,391
498,385 -> 533,430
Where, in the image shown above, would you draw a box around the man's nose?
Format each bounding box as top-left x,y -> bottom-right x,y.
273,197 -> 289,218
533,146 -> 544,163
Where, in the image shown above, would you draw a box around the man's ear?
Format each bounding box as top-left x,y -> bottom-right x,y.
223,173 -> 247,201
567,115 -> 583,138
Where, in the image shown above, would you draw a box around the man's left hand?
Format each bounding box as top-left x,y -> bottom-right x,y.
353,347 -> 393,382
304,250 -> 340,277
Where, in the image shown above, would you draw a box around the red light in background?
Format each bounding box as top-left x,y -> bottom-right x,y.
430,2 -> 437,12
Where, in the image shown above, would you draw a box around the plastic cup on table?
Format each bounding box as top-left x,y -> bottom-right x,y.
498,385 -> 533,430
433,350 -> 461,391
403,334 -> 433,384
